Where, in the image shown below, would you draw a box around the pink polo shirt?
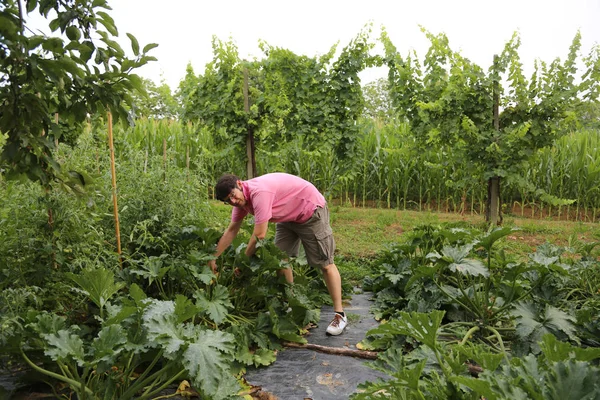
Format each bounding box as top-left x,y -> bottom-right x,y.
231,173 -> 325,224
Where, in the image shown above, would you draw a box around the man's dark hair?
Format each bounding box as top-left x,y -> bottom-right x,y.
215,174 -> 240,201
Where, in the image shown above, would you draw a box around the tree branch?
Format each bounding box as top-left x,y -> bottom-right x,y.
282,341 -> 379,360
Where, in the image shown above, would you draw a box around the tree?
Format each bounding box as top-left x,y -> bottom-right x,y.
362,78 -> 394,125
131,78 -> 178,119
176,62 -> 200,123
0,0 -> 156,185
184,25 -> 380,182
382,28 -> 600,224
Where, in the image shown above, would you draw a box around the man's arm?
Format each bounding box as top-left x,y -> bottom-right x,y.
209,219 -> 243,273
244,221 -> 268,257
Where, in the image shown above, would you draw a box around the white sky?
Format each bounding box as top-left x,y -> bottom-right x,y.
29,0 -> 600,89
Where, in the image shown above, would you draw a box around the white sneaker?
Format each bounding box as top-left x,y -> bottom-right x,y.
326,313 -> 347,335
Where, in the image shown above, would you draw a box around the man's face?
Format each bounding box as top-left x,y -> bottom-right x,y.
223,182 -> 246,207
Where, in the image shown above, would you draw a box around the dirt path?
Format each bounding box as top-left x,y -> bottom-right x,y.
244,292 -> 388,399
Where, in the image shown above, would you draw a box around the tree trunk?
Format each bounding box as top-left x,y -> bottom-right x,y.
243,67 -> 256,179
487,176 -> 501,225
486,54 -> 503,225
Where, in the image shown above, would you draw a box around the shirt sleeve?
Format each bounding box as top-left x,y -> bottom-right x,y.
251,191 -> 274,224
231,207 -> 248,222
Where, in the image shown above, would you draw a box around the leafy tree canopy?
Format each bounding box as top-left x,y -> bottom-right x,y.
0,0 -> 157,185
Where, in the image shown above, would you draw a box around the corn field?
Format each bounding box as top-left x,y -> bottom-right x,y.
108,119 -> 600,222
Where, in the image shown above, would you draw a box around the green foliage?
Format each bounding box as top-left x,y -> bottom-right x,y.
0,0 -> 157,185
130,78 -> 179,119
66,267 -> 125,319
381,27 -> 600,221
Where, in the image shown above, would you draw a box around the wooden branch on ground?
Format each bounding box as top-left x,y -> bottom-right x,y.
283,341 -> 379,360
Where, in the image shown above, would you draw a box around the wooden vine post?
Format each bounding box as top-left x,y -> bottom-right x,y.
243,66 -> 256,179
107,111 -> 123,267
487,54 -> 502,225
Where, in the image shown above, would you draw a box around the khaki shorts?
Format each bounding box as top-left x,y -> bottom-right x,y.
274,206 -> 335,268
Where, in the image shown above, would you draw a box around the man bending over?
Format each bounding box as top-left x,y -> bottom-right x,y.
208,172 -> 347,335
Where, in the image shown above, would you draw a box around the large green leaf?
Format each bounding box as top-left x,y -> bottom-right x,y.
66,268 -> 125,312
143,300 -> 188,356
126,33 -> 140,56
194,285 -> 232,325
477,226 -> 516,251
174,294 -> 200,324
544,360 -> 600,399
29,312 -> 67,335
90,324 -> 127,364
440,244 -> 489,277
130,256 -> 171,286
540,334 -> 600,362
184,329 -> 239,400
512,303 -> 578,353
370,310 -> 445,350
448,258 -> 488,277
43,330 -> 86,367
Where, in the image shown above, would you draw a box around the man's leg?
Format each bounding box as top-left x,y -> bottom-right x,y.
274,223 -> 299,285
322,263 -> 343,312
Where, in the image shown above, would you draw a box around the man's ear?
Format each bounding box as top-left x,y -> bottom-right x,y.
236,180 -> 243,187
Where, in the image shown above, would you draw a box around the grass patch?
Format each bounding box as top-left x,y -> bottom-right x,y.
210,202 -> 600,284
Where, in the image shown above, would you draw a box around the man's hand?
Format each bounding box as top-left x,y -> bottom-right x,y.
208,259 -> 217,274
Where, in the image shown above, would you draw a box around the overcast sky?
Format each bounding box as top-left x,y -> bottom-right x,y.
30,0 -> 600,89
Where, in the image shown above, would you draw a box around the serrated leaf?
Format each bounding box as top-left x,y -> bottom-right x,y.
143,300 -> 188,356
441,243 -> 473,263
129,283 -> 147,305
187,253 -> 215,284
451,376 -> 495,399
530,252 -> 559,267
368,310 -> 445,350
67,268 -> 125,312
477,226 -> 516,251
30,312 -> 67,335
91,325 -> 127,364
104,305 -> 138,325
545,360 -> 600,399
543,307 -> 578,343
43,330 -> 86,367
512,303 -> 578,352
448,258 -> 489,277
512,302 -> 539,338
194,285 -> 232,325
174,294 -> 199,324
540,334 -> 600,362
252,348 -> 277,367
184,329 -> 239,400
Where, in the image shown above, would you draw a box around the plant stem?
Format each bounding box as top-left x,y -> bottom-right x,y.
459,326 -> 480,346
20,348 -> 96,398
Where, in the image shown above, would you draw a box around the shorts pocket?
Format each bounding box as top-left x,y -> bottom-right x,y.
314,227 -> 334,263
315,226 -> 333,240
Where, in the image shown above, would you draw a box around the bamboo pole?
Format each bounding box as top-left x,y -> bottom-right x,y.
107,111 -> 123,267
186,145 -> 190,181
163,138 -> 167,182
54,112 -> 59,150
